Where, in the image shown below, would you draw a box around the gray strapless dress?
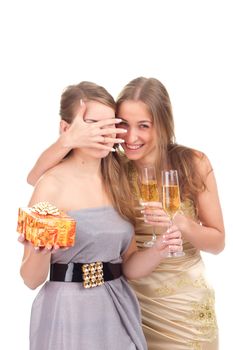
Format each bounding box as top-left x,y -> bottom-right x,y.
30,206 -> 147,350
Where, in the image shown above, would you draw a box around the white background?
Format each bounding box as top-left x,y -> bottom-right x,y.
0,1 -> 232,349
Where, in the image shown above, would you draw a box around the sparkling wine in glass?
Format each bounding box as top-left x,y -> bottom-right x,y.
162,170 -> 185,257
139,166 -> 159,247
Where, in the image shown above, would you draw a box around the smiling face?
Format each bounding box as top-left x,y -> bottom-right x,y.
117,100 -> 158,165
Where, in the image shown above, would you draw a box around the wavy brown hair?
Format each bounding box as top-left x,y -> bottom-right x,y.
116,77 -> 208,202
60,81 -> 136,224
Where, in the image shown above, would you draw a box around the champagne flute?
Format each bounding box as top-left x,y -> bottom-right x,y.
162,170 -> 185,257
138,166 -> 159,247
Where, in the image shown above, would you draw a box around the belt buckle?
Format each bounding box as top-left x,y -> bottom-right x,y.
82,262 -> 104,288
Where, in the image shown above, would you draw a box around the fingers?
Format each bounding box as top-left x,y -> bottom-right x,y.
77,99 -> 87,117
95,127 -> 127,136
163,229 -> 182,240
71,100 -> 87,125
18,235 -> 70,254
100,136 -> 125,144
161,244 -> 183,257
39,245 -> 53,255
18,234 -> 26,243
17,235 -> 47,252
151,225 -> 184,259
166,224 -> 180,234
74,101 -> 122,128
95,118 -> 123,128
65,101 -> 128,149
157,236 -> 183,255
142,207 -> 170,227
34,244 -> 70,255
163,238 -> 183,246
142,209 -> 168,220
142,202 -> 162,208
40,244 -> 68,254
140,204 -> 164,221
91,135 -> 125,144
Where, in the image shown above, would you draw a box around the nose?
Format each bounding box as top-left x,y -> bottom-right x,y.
124,127 -> 138,144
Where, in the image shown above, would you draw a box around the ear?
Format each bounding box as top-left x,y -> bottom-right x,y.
59,120 -> 70,134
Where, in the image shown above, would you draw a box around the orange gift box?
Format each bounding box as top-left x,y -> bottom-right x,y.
17,202 -> 76,248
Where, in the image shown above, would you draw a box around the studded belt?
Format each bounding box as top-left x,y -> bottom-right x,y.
50,262 -> 122,288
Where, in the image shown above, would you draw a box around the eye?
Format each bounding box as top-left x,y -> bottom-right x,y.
139,123 -> 150,129
117,121 -> 128,128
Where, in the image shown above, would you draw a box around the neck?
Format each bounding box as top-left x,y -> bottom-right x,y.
134,155 -> 157,170
65,151 -> 102,178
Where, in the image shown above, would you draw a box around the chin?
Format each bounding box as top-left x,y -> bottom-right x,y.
126,155 -> 141,161
123,150 -> 143,161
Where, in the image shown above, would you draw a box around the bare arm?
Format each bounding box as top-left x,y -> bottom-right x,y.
27,103 -> 126,186
122,225 -> 182,279
174,155 -> 225,254
143,155 -> 225,254
20,176 -> 60,289
144,157 -> 225,254
20,243 -> 52,290
27,136 -> 72,186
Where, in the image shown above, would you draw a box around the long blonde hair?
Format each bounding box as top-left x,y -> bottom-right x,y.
60,82 -> 136,224
116,77 -> 206,202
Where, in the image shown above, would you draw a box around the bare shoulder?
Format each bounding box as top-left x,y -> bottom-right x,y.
193,150 -> 213,179
29,170 -> 63,207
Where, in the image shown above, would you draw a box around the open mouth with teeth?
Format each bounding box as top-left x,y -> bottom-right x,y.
124,143 -> 144,151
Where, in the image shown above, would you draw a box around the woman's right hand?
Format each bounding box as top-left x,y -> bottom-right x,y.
61,101 -> 127,151
152,225 -> 183,257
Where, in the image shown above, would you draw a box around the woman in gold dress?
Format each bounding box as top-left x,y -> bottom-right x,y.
27,77 -> 225,350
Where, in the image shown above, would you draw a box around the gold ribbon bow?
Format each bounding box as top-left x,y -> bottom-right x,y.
31,202 -> 60,216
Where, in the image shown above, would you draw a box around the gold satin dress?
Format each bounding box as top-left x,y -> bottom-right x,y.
129,170 -> 218,350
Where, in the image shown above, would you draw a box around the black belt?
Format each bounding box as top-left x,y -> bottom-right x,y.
50,262 -> 122,288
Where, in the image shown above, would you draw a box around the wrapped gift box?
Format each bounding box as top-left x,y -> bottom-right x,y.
17,202 -> 76,247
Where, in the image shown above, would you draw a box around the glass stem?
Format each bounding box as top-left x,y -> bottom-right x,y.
167,218 -> 173,256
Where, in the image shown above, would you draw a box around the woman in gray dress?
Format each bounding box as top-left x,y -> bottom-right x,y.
20,81 -> 183,350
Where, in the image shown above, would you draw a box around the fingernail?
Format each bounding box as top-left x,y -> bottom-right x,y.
118,139 -> 125,143
80,99 -> 84,106
111,148 -> 116,152
18,234 -> 24,242
115,118 -> 122,122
